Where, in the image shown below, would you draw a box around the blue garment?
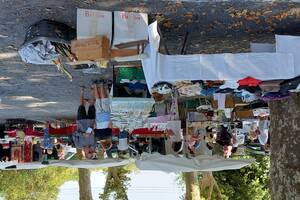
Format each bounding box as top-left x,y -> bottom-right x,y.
128,82 -> 147,90
43,128 -> 53,149
96,112 -> 111,121
119,130 -> 129,139
201,88 -> 219,97
96,112 -> 111,129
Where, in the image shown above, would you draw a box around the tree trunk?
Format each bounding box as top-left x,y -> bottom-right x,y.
184,172 -> 201,200
269,93 -> 300,200
76,149 -> 93,200
78,168 -> 93,200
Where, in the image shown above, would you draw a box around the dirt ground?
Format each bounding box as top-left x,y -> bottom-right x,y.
0,0 -> 300,121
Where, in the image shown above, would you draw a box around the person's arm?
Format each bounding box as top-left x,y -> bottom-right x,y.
108,121 -> 113,129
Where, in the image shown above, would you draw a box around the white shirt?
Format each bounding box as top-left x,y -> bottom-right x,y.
233,134 -> 245,147
258,129 -> 268,145
118,138 -> 128,151
167,120 -> 183,142
259,120 -> 270,131
258,120 -> 269,145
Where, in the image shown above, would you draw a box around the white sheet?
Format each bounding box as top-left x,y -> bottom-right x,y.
0,162 -> 46,170
136,153 -> 254,173
276,35 -> 300,76
142,21 -> 297,90
48,159 -> 131,169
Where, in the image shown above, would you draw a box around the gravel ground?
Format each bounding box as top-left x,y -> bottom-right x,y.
0,0 -> 299,121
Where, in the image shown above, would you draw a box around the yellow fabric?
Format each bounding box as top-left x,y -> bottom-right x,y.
16,130 -> 25,139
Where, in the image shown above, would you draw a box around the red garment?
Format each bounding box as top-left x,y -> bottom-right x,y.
131,128 -> 165,136
112,128 -> 120,136
25,128 -> 43,137
23,141 -> 32,162
237,76 -> 262,87
48,124 -> 77,135
6,130 -> 16,137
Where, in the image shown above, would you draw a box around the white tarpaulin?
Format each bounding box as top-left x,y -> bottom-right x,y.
113,11 -> 148,47
48,159 -> 131,169
0,162 -> 46,170
77,9 -> 112,41
136,153 -> 254,173
142,21 -> 297,90
276,35 -> 300,76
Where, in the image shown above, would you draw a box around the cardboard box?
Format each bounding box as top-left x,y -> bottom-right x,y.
71,36 -> 110,61
235,110 -> 253,118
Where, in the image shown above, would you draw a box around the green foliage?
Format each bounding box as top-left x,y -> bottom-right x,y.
99,167 -> 131,200
0,167 -> 78,200
212,155 -> 270,200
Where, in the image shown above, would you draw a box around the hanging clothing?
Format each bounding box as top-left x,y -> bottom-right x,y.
118,130 -> 129,151
43,128 -> 53,149
217,126 -> 233,146
232,133 -> 245,148
258,129 -> 269,145
152,100 -> 170,116
238,76 -> 262,87
0,124 -> 5,139
213,93 -> 226,109
166,120 -> 182,142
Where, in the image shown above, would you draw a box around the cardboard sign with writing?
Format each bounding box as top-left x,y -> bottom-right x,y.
113,11 -> 148,47
77,9 -> 112,41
